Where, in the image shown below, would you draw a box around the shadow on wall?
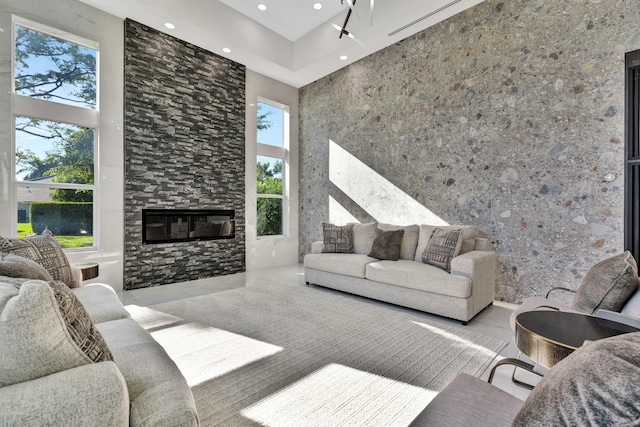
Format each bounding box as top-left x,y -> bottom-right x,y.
328,140 -> 449,227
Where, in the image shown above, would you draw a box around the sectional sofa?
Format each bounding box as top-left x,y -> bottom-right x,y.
304,223 -> 497,324
0,232 -> 198,427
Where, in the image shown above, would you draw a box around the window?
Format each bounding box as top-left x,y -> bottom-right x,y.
256,99 -> 289,237
12,17 -> 98,249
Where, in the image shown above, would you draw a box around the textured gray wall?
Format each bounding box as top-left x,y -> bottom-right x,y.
124,20 -> 245,290
299,0 -> 640,303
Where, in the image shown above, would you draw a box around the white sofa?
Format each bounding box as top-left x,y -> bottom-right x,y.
304,223 -> 497,324
0,271 -> 198,426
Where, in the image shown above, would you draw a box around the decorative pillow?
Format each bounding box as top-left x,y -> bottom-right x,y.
350,222 -> 378,255
512,332 -> 640,426
0,252 -> 54,282
368,229 -> 405,261
572,251 -> 639,315
415,225 -> 476,262
0,279 -> 112,387
321,223 -> 354,253
377,224 -> 419,260
421,228 -> 463,272
0,231 -> 77,288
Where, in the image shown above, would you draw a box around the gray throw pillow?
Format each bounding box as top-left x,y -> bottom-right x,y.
368,229 -> 404,261
0,278 -> 112,387
422,228 -> 463,272
0,231 -> 76,288
321,223 -> 354,253
572,251 -> 639,315
512,332 -> 640,426
0,252 -> 54,282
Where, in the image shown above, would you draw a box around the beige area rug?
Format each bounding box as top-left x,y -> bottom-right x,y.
128,282 -> 507,427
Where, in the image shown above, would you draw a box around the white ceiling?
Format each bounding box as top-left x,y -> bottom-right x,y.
78,0 -> 485,88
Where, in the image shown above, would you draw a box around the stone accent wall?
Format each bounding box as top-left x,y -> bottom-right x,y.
124,20 -> 245,290
299,1 -> 640,303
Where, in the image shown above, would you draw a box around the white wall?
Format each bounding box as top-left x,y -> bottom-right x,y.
0,0 -> 125,290
245,70 -> 300,270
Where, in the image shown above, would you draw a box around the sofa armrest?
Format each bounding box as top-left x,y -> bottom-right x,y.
311,241 -> 324,254
0,362 -> 129,427
450,250 -> 496,311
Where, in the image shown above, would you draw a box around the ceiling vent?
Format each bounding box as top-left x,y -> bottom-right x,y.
388,0 -> 461,37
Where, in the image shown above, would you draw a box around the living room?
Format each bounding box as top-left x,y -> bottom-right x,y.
1,0 -> 640,425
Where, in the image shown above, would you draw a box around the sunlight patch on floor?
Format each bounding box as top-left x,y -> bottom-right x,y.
242,363 -> 436,427
149,322 -> 283,387
412,321 -> 497,356
125,304 -> 184,330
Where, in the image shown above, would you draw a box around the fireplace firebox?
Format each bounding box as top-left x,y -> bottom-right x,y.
142,209 -> 235,244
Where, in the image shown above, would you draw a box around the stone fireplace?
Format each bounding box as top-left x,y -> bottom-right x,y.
123,20 -> 246,290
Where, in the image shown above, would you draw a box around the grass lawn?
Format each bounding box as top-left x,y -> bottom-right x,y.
17,223 -> 93,249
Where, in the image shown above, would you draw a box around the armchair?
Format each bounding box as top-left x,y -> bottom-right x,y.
410,331 -> 640,426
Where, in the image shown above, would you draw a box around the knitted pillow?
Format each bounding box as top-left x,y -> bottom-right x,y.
512,332 -> 640,426
0,252 -> 54,281
422,228 -> 463,272
573,251 -> 639,314
321,223 -> 354,253
0,278 -> 112,387
0,231 -> 76,288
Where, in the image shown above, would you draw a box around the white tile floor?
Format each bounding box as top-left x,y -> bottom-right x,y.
120,263 -> 540,401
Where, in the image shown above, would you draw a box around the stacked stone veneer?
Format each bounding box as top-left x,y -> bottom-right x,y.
299,1 -> 640,303
124,20 -> 245,290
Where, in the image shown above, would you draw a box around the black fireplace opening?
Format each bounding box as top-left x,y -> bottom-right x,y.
142,209 -> 235,244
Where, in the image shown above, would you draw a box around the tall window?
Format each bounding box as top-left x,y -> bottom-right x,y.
626,49 -> 640,261
256,99 -> 289,237
12,17 -> 98,249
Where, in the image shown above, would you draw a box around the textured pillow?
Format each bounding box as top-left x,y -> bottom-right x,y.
350,222 -> 378,255
512,332 -> 640,426
368,229 -> 405,261
321,223 -> 354,253
377,224 -> 419,260
0,252 -> 54,281
0,231 -> 76,288
572,251 -> 639,315
0,279 -> 112,387
421,228 -> 463,272
415,225 -> 477,262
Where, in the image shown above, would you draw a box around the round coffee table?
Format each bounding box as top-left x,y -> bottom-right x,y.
515,310 -> 638,369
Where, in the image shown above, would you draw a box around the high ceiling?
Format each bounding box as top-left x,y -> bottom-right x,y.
78,0 -> 484,88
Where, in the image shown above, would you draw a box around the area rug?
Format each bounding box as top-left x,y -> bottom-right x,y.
128,282 -> 507,427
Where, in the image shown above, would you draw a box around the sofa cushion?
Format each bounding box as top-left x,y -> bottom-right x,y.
365,260 -> 472,298
368,229 -> 404,261
572,251 -> 639,315
305,253 -> 377,279
378,224 -> 419,260
321,223 -> 354,253
0,252 -> 54,281
73,283 -> 131,324
415,225 -> 477,262
98,318 -> 199,427
422,228 -> 463,272
0,279 -> 111,387
350,222 -> 378,255
0,231 -> 77,288
512,332 -> 640,426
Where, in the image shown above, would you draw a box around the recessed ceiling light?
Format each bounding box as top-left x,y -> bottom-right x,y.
164,22 -> 175,30
340,55 -> 348,61
258,3 -> 267,11
313,3 -> 323,10
222,47 -> 232,53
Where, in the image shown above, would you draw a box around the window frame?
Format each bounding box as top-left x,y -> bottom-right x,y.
11,16 -> 100,251
256,97 -> 289,239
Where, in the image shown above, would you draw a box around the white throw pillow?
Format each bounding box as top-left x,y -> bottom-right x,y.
349,222 -> 378,255
0,279 -> 110,387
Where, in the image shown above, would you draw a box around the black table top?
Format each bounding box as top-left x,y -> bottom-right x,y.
515,310 -> 639,350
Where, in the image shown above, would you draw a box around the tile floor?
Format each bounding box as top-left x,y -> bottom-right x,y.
120,263 -> 540,401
